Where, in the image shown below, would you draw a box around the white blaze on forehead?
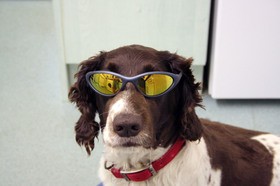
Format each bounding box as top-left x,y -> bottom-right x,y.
108,90 -> 136,117
110,98 -> 128,115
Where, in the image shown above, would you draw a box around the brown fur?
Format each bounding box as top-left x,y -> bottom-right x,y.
202,119 -> 273,185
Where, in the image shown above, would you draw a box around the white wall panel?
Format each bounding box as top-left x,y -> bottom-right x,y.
53,0 -> 211,97
209,0 -> 280,99
60,0 -> 210,65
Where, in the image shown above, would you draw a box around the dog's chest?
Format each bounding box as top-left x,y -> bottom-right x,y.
99,138 -> 222,186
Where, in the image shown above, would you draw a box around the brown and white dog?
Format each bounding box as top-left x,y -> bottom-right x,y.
69,45 -> 280,186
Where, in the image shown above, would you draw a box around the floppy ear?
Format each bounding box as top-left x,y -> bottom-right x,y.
159,51 -> 203,141
68,52 -> 105,155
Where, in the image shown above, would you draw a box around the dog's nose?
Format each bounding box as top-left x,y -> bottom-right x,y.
114,123 -> 141,137
113,114 -> 142,137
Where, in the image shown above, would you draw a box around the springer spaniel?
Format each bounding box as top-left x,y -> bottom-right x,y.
69,45 -> 280,186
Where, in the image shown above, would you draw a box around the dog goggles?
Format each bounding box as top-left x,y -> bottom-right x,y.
86,71 -> 182,97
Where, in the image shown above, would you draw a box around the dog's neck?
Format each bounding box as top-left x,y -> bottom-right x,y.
103,137 -> 186,171
102,138 -> 186,182
103,145 -> 170,171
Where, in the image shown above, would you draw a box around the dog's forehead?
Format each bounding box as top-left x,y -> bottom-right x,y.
101,46 -> 169,75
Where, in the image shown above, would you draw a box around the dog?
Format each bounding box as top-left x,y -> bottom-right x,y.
69,45 -> 280,186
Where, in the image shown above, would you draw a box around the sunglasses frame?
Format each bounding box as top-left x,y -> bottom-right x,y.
85,70 -> 182,98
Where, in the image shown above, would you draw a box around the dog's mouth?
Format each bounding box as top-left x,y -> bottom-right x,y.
113,137 -> 142,147
121,141 -> 140,147
105,135 -> 153,148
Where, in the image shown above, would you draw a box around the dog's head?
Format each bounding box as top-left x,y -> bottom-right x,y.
69,45 -> 202,155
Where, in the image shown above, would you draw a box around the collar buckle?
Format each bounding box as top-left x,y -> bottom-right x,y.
148,164 -> 157,176
119,164 -> 157,182
121,172 -> 131,182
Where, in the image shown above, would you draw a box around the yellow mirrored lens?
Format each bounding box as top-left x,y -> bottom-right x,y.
138,74 -> 173,96
90,73 -> 122,95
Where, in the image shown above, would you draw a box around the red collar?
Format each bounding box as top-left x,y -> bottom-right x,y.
107,138 -> 186,182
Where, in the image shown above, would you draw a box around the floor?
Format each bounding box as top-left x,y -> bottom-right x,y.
0,1 -> 279,186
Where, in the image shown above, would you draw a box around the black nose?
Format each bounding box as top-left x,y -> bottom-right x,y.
113,114 -> 142,137
114,123 -> 141,137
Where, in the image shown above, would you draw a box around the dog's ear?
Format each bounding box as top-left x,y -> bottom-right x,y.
159,51 -> 203,141
68,52 -> 105,155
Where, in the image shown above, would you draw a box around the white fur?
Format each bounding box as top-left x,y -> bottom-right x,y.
99,138 -> 222,186
252,134 -> 280,186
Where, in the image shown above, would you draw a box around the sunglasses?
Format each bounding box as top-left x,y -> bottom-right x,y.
85,71 -> 182,97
